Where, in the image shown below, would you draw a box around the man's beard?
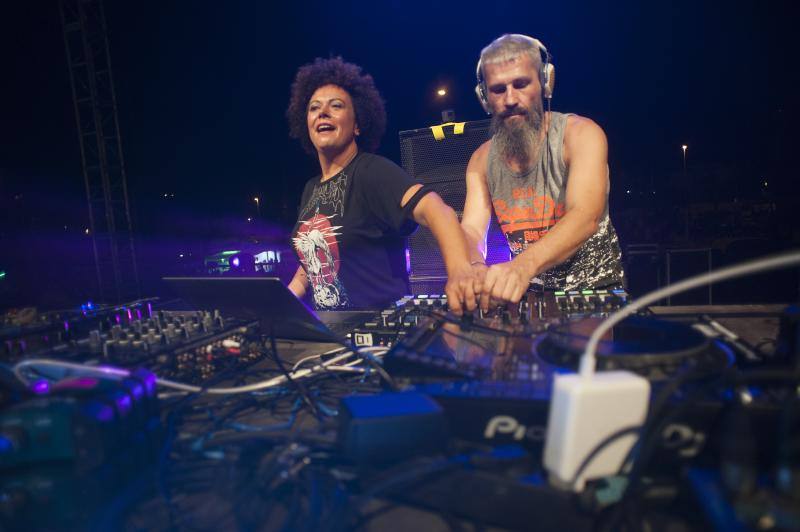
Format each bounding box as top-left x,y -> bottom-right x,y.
491,100 -> 545,171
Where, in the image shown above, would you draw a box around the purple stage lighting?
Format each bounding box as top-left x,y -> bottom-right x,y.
31,380 -> 50,395
84,402 -> 115,423
54,377 -> 99,390
127,381 -> 144,400
115,393 -> 132,414
0,436 -> 13,453
133,368 -> 158,396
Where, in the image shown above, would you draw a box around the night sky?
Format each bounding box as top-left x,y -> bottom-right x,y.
0,0 -> 796,306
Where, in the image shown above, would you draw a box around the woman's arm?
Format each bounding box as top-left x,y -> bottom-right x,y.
288,266 -> 308,299
403,185 -> 479,315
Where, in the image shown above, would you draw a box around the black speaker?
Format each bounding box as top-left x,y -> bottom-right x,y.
665,247 -> 716,305
399,120 -> 508,294
624,244 -> 663,299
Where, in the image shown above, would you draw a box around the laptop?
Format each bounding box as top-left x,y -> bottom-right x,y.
162,277 -> 347,342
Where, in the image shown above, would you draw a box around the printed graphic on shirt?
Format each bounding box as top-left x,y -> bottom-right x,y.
298,174 -> 348,219
293,214 -> 349,309
493,187 -> 565,254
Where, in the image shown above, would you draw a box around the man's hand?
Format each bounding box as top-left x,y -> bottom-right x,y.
445,264 -> 482,316
479,258 -> 532,312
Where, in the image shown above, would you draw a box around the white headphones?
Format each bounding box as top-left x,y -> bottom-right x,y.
474,34 -> 555,115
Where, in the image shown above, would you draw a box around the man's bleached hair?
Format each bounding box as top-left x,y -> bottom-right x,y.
479,34 -> 544,81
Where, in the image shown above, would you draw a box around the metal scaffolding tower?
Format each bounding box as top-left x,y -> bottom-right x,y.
59,0 -> 140,303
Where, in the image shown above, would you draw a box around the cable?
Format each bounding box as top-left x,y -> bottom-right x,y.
353,348 -> 397,390
604,368 -> 800,531
559,367 -> 707,491
13,345 -> 389,396
292,347 -> 349,371
294,346 -> 389,372
580,250 -> 800,378
569,425 -> 641,488
13,358 -> 130,383
267,330 -> 322,419
283,318 -> 399,388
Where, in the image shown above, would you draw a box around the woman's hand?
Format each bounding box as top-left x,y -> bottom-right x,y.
445,262 -> 482,316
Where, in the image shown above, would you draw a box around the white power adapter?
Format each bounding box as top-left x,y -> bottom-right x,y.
543,370 -> 650,492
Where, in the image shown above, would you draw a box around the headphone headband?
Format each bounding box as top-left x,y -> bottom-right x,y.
474,34 -> 555,115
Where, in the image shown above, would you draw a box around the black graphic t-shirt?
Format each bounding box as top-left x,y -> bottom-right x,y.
292,152 -> 420,310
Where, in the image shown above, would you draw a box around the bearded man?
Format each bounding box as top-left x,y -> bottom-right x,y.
461,34 -> 625,310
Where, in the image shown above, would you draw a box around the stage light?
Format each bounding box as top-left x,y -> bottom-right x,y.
225,252 -> 254,275
681,145 -> 688,173
30,380 -> 50,395
436,88 -> 447,97
85,228 -> 90,234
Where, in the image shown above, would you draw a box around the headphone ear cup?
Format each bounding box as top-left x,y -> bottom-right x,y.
542,63 -> 555,99
474,83 -> 491,114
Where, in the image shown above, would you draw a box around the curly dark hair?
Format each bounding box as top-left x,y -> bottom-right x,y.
287,57 -> 386,154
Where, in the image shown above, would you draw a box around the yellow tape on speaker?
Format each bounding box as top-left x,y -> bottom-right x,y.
429,122 -> 466,141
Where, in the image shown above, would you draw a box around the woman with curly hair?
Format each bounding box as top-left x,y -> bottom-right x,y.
286,57 -> 477,313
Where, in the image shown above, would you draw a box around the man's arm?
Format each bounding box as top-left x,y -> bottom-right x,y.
520,116 -> 608,272
401,185 -> 478,315
288,266 -> 308,299
479,116 -> 609,309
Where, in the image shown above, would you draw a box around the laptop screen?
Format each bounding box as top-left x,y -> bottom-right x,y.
162,277 -> 340,342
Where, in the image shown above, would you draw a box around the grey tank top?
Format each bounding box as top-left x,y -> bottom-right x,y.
486,111 -> 624,290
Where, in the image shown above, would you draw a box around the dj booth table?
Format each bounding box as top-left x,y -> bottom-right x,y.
1,299 -> 796,531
